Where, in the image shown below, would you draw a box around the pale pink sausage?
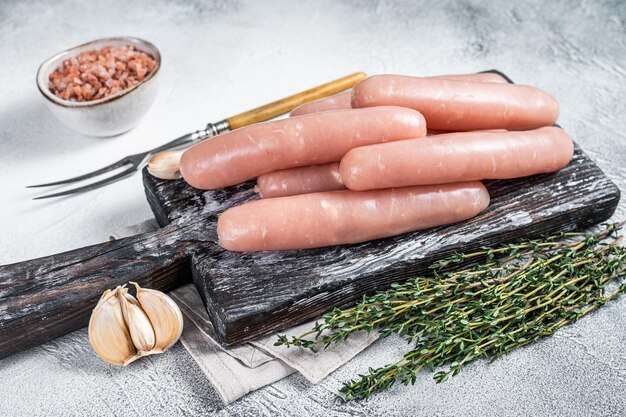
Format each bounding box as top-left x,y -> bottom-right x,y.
290,72 -> 508,117
180,106 -> 426,190
351,75 -> 559,131
255,162 -> 345,198
340,127 -> 573,191
290,92 -> 352,116
218,182 -> 490,252
257,129 -> 510,198
427,128 -> 508,135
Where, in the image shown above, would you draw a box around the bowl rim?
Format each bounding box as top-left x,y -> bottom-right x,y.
36,36 -> 161,108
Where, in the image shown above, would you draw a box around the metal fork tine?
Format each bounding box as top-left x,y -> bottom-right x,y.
26,157 -> 132,188
32,167 -> 136,200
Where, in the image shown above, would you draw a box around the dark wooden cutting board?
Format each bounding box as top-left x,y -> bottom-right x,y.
0,71 -> 620,359
142,145 -> 620,346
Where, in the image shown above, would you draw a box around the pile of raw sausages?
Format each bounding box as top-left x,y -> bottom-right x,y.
179,72 -> 573,252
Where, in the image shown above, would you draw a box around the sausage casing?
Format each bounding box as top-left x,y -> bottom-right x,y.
218,181 -> 490,251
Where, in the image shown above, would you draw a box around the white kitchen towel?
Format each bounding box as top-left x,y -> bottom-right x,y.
177,310 -> 295,404
114,220 -> 379,404
172,284 -> 275,368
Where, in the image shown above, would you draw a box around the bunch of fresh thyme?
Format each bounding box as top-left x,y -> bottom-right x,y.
275,223 -> 626,400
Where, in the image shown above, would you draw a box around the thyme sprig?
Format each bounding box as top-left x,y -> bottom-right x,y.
275,223 -> 626,400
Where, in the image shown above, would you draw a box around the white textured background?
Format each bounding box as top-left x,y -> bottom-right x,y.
1,0 -> 625,416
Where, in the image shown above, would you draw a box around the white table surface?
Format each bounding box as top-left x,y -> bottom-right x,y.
1,0 -> 625,416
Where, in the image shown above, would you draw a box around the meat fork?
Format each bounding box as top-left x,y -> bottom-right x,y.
28,72 -> 366,199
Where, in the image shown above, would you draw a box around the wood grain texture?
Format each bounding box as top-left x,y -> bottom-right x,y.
143,144 -> 620,345
0,221 -> 209,359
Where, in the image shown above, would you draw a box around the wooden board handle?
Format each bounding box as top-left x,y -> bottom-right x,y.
0,225 -> 196,359
225,72 -> 366,130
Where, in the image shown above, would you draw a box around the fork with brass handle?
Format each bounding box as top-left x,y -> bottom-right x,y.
28,72 -> 366,199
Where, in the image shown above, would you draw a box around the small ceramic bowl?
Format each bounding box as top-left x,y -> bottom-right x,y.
36,36 -> 161,137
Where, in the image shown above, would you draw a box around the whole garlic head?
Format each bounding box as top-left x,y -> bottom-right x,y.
88,284 -> 183,366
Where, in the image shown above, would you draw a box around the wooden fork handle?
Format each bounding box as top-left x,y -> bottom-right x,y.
225,72 -> 366,130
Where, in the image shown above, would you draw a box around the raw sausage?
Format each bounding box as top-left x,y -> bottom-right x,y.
340,127 -> 573,191
427,128 -> 507,135
290,92 -> 352,116
182,107 -> 426,190
255,162 -> 345,198
180,106 -> 426,190
256,129 -> 510,197
218,181 -> 490,251
351,75 -> 559,131
289,72 -> 508,117
256,130 -> 509,197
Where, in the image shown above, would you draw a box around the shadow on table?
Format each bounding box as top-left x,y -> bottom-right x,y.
0,97 -> 109,162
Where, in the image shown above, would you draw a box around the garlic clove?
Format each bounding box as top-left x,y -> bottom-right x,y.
93,288 -> 112,309
88,287 -> 137,366
117,287 -> 156,353
132,282 -> 184,351
147,151 -> 183,180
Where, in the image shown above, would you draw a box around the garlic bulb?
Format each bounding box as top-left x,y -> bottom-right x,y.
88,285 -> 184,366
147,150 -> 183,180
